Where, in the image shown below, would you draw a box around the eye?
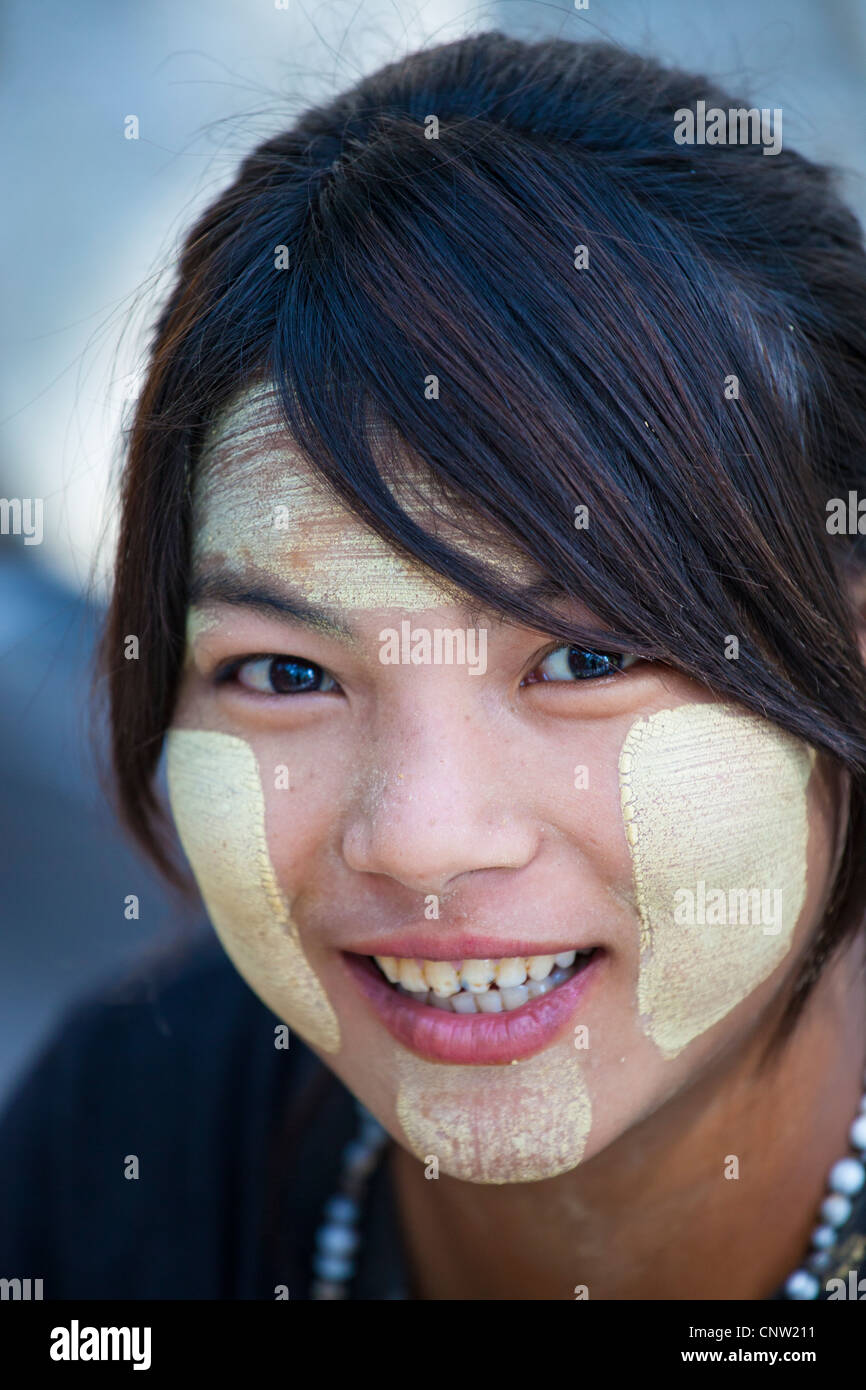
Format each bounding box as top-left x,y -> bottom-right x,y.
226,656 -> 340,695
523,645 -> 639,684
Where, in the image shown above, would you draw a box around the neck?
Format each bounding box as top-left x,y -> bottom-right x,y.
389,940 -> 866,1300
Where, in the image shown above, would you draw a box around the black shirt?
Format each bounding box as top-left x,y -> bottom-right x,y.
0,934 -> 863,1300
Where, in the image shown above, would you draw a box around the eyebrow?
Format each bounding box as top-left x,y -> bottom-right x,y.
188,566 -> 359,643
187,563 -> 560,643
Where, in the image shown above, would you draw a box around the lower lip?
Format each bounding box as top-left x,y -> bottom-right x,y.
341,951 -> 603,1064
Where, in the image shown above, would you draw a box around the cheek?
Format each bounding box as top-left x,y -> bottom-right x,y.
165,728 -> 341,1054
619,704 -> 815,1059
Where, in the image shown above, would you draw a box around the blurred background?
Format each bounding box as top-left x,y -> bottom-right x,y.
2,0 -> 865,1106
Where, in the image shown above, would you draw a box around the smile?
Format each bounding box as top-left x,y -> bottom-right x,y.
372,950 -> 591,1012
341,947 -> 603,1065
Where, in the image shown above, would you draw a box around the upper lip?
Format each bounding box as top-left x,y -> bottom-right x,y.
340,935 -> 599,961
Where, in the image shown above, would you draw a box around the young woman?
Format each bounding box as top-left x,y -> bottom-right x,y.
3,31 -> 866,1302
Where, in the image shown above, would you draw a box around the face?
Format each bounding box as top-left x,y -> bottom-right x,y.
166,381 -> 842,1184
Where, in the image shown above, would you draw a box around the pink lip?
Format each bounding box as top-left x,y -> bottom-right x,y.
341,950 -> 603,1065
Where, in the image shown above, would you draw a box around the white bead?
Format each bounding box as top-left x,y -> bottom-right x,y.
313,1252 -> 353,1281
821,1194 -> 852,1228
811,1224 -> 836,1250
849,1115 -> 866,1151
344,1139 -> 379,1178
324,1195 -> 358,1224
361,1117 -> 386,1145
806,1250 -> 832,1274
829,1157 -> 866,1196
785,1269 -> 820,1300
317,1224 -> 359,1257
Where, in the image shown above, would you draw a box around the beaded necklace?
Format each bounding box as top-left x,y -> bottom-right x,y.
310,1076 -> 866,1300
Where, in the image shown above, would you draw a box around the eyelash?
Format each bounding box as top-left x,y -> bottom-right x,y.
216,655 -> 339,696
216,645 -> 639,696
523,645 -> 639,685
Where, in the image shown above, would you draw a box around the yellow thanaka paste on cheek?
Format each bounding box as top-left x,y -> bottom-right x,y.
165,729 -> 340,1053
395,1047 -> 591,1184
618,704 -> 814,1059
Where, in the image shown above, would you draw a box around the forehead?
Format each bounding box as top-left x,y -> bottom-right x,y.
191,380 -> 540,611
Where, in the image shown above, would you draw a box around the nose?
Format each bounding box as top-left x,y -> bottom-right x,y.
340,700 -> 538,896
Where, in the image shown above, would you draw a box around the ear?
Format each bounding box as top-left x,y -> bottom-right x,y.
828,763 -> 851,889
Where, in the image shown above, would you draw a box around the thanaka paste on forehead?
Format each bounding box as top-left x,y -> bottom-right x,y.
165,728 -> 340,1053
618,703 -> 814,1059
192,379 -> 537,614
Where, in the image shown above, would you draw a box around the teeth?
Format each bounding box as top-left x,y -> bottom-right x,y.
378,956 -> 400,984
458,958 -> 496,992
396,985 -> 430,1005
424,961 -> 461,997
398,959 -> 428,992
476,990 -> 502,1013
526,955 -> 557,981
526,977 -> 555,999
373,949 -> 593,1012
495,957 -> 527,988
451,991 -> 479,1014
499,984 -> 530,1010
